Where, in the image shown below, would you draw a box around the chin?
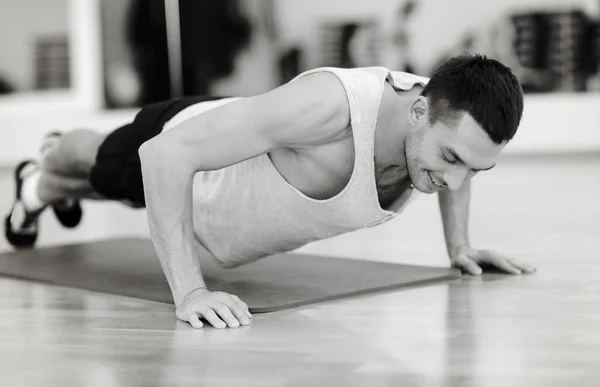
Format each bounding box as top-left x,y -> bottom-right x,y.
412,169 -> 436,194
406,151 -> 435,194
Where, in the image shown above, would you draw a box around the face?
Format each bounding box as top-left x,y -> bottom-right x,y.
404,97 -> 506,194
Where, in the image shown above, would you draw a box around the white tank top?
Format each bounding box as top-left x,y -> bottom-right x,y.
163,67 -> 429,267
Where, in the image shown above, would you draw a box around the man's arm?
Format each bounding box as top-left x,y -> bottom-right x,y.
137,72 -> 350,326
438,180 -> 536,275
438,179 -> 472,260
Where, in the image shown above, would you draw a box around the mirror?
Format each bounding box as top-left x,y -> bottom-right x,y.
0,0 -> 101,116
0,0 -> 70,95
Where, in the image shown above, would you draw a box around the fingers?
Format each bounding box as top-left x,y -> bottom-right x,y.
198,308 -> 227,329
452,248 -> 537,276
214,304 -> 242,328
230,295 -> 252,319
478,251 -> 521,275
494,259 -> 522,275
453,256 -> 482,275
508,258 -> 537,274
178,291 -> 253,329
195,303 -> 251,329
221,298 -> 251,326
188,314 -> 204,329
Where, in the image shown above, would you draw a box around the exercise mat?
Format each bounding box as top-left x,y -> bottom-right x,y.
0,238 -> 461,312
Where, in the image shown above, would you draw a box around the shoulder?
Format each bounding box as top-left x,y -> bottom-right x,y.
243,71 -> 352,146
280,70 -> 350,125
188,70 -> 352,150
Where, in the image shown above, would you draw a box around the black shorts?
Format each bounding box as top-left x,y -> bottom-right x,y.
89,95 -> 228,207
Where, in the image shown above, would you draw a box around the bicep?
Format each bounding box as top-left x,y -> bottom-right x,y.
146,72 -> 350,171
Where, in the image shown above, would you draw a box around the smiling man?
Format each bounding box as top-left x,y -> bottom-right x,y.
5,53 -> 536,329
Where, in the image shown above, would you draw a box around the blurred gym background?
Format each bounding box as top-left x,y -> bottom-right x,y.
1,0 -> 599,163
0,0 -> 599,255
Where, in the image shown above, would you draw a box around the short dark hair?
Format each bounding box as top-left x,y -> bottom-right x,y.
421,53 -> 524,144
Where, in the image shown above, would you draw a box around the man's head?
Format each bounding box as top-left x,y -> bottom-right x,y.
404,53 -> 524,193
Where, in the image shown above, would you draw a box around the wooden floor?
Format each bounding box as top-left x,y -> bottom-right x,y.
0,153 -> 599,387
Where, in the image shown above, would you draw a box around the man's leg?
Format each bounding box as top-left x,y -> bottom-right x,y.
5,96 -> 215,248
37,169 -> 104,204
35,129 -> 107,226
4,129 -> 108,248
40,129 -> 106,180
33,129 -> 106,205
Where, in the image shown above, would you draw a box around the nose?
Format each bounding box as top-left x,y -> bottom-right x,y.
442,168 -> 470,192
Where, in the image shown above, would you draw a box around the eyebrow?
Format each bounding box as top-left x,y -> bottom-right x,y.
446,148 -> 496,172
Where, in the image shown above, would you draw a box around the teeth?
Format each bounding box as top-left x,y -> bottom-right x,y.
429,172 -> 444,187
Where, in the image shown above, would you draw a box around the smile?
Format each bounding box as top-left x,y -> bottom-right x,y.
428,171 -> 445,188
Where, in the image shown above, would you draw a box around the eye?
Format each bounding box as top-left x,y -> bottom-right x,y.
441,153 -> 457,164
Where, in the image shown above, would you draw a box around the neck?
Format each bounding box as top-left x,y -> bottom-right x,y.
374,86 -> 420,170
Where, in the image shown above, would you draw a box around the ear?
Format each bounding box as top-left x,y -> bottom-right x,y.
408,96 -> 429,126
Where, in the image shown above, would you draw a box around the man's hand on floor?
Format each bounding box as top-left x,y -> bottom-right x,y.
449,245 -> 537,276
176,288 -> 252,329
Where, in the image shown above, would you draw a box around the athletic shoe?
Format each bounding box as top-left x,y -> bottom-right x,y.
4,160 -> 44,249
